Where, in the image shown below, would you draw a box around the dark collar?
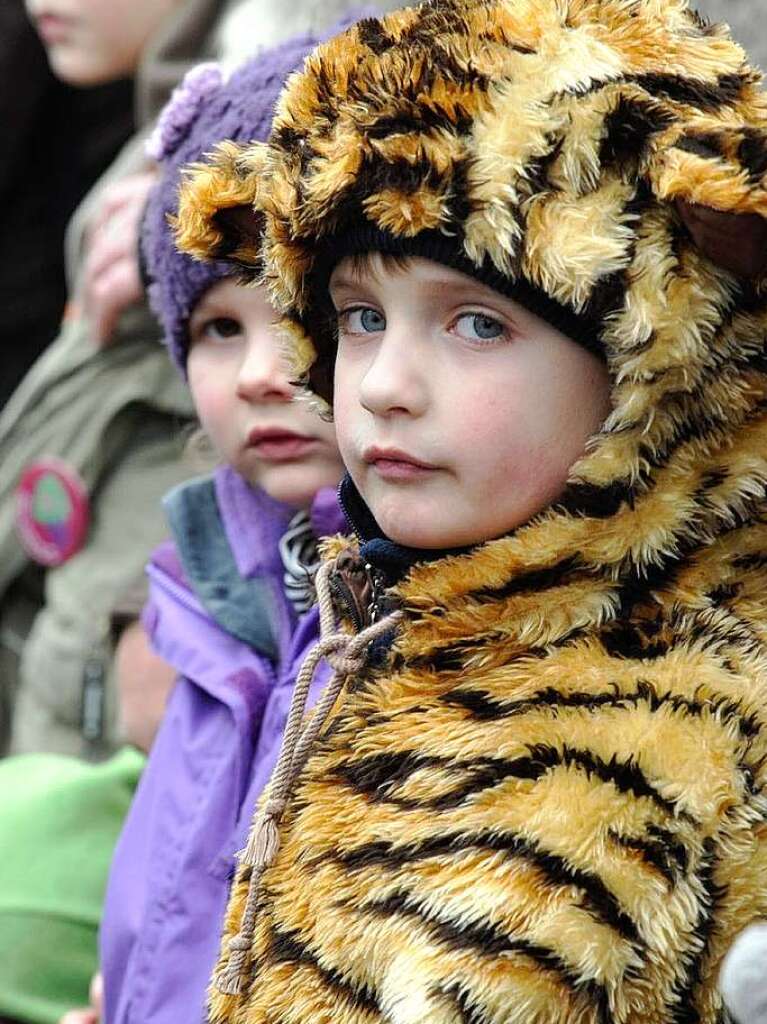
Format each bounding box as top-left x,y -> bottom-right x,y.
337,474 -> 470,586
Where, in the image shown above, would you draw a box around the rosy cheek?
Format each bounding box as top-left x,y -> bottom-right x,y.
330,394 -> 356,461
453,382 -> 550,500
455,388 -> 510,450
187,357 -> 231,436
195,384 -> 228,430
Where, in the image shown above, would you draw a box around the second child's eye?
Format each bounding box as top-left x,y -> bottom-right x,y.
200,316 -> 242,342
453,313 -> 505,342
339,307 -> 386,334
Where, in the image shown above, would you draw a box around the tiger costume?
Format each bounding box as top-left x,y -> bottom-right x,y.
177,1 -> 767,1020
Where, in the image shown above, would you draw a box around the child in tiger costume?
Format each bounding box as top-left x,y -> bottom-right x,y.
176,0 -> 767,1020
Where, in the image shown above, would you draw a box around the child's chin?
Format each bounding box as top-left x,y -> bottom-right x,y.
373,499 -> 515,551
373,507 -> 458,552
365,484 -> 482,550
245,464 -> 320,509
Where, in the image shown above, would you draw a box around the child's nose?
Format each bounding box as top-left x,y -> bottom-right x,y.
236,347 -> 293,403
359,328 -> 426,417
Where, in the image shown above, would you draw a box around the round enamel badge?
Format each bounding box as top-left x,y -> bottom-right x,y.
15,458 -> 90,566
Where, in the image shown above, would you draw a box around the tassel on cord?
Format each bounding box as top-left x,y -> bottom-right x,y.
239,796 -> 285,868
215,561 -> 402,997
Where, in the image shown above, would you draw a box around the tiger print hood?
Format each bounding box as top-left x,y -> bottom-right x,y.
174,0 -> 767,639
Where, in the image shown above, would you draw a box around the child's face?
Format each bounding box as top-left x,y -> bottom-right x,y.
330,256 -> 612,550
25,0 -> 180,85
187,279 -> 344,509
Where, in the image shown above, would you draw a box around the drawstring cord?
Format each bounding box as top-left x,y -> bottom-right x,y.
215,560 -> 402,996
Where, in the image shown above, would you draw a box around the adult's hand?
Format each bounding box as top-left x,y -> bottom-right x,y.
59,972 -> 103,1024
82,170 -> 157,347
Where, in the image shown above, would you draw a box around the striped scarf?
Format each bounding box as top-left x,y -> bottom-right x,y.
278,510 -> 319,614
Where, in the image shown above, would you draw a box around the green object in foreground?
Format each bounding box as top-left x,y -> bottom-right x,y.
0,748 -> 143,1024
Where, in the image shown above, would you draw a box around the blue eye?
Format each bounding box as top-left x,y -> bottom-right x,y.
341,307 -> 386,334
454,313 -> 505,341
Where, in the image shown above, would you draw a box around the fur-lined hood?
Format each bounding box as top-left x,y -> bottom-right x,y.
177,0 -> 767,627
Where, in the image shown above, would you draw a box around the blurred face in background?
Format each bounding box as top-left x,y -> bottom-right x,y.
25,0 -> 181,85
187,279 -> 345,509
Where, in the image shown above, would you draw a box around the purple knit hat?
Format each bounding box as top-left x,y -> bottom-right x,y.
141,31 -> 342,373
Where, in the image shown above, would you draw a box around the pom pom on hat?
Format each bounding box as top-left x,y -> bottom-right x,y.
146,63 -> 224,163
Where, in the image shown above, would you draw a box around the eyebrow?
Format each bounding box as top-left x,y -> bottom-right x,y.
328,266 -> 525,320
189,299 -> 230,321
328,272 -> 364,292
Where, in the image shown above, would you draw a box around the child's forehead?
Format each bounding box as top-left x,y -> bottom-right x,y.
330,252 -> 412,286
192,278 -> 274,318
331,254 -> 490,294
329,255 -> 529,314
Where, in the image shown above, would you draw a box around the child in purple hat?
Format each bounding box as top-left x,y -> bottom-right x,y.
97,30 -> 356,1024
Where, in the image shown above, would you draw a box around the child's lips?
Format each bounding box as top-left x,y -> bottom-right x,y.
363,446 -> 438,482
34,12 -> 75,44
247,427 -> 318,462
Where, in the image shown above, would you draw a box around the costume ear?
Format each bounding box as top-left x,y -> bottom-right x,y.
649,123 -> 767,278
212,204 -> 265,261
676,199 -> 767,278
174,140 -> 266,267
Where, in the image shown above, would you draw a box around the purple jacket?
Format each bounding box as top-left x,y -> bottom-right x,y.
100,467 -> 344,1024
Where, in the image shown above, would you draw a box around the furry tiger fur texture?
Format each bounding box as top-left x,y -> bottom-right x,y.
176,1 -> 767,1020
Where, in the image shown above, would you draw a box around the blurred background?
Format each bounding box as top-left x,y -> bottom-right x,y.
699,0 -> 767,66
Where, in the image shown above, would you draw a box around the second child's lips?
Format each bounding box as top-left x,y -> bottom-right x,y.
35,12 -> 75,42
246,427 -> 318,462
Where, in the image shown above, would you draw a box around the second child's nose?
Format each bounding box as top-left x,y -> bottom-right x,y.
236,343 -> 293,403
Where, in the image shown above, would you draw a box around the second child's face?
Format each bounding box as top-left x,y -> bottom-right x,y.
187,279 -> 344,509
25,0 -> 180,85
330,257 -> 612,550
